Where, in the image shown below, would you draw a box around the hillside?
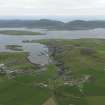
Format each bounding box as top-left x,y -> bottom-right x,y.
0,19 -> 105,30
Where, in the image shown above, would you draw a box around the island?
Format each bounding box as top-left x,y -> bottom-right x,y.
0,30 -> 44,35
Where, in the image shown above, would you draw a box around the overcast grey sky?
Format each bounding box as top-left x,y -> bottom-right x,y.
0,0 -> 105,19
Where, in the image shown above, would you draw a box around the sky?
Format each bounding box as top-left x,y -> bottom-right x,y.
0,0 -> 105,20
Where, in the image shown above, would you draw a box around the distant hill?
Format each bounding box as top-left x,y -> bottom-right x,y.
0,19 -> 105,30
65,20 -> 105,30
0,19 -> 64,28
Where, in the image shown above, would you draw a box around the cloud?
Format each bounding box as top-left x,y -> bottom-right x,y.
0,0 -> 104,16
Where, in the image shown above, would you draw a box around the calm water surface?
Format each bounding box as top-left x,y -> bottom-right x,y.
0,28 -> 105,65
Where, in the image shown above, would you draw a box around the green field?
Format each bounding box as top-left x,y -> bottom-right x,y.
87,96 -> 105,105
0,76 -> 51,105
0,52 -> 56,105
39,39 -> 105,105
1,39 -> 105,105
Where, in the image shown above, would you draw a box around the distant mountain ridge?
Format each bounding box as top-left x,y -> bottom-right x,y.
0,19 -> 105,30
